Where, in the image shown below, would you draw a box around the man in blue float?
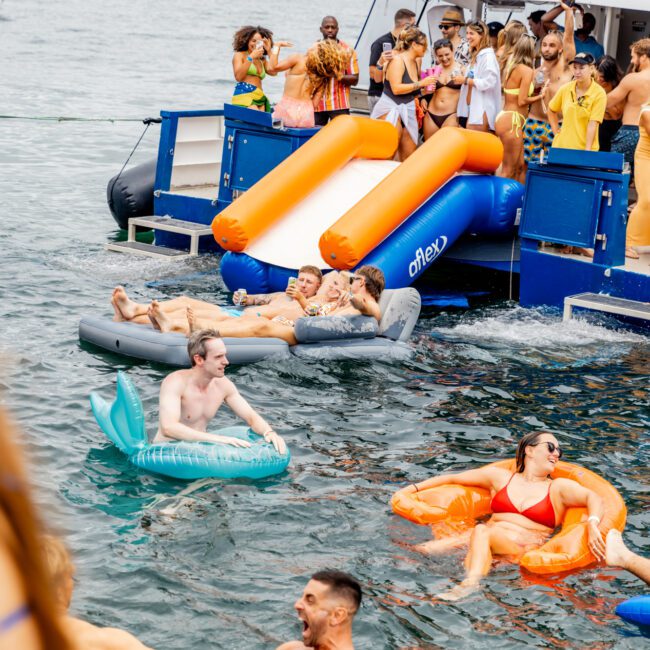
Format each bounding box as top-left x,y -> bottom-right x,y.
154,329 -> 287,453
277,569 -> 361,650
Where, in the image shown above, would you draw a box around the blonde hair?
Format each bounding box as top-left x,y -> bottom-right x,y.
41,535 -> 74,604
499,21 -> 527,76
505,34 -> 535,82
306,40 -> 347,99
395,26 -> 427,52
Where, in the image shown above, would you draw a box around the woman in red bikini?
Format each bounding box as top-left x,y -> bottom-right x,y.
413,431 -> 606,601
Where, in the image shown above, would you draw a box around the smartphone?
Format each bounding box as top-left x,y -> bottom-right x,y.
382,42 -> 392,52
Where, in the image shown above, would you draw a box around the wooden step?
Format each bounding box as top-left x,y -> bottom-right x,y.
129,216 -> 213,236
105,241 -> 191,260
563,292 -> 650,321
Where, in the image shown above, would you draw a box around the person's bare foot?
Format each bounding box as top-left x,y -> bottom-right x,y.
186,307 -> 198,333
435,578 -> 480,602
606,530 -> 631,568
148,300 -> 174,333
113,286 -> 141,320
111,287 -> 125,322
625,246 -> 640,259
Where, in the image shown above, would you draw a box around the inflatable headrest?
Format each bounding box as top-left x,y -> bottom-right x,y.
377,288 -> 421,342
294,315 -> 378,344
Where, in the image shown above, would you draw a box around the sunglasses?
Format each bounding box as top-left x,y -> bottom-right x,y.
351,275 -> 363,283
530,441 -> 563,458
439,24 -> 458,30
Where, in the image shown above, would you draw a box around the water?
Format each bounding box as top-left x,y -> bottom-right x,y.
1,1 -> 649,648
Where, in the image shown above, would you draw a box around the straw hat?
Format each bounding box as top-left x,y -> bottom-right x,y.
440,9 -> 464,25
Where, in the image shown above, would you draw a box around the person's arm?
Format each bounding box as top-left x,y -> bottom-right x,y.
387,58 -> 436,96
562,2 -> 576,65
158,375 -> 251,447
267,43 -> 298,73
586,88 -> 606,149
412,465 -> 505,493
547,87 -> 564,135
370,39 -> 391,83
556,479 -> 606,560
285,285 -> 308,309
261,37 -> 277,76
517,67 -> 535,108
340,47 -> 359,86
349,294 -> 381,321
224,380 -> 287,454
243,292 -> 282,306
541,3 -> 563,23
458,50 -> 499,92
232,49 -> 264,82
606,74 -> 632,109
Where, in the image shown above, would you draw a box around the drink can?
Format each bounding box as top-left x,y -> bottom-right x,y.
288,276 -> 297,286
306,303 -> 321,316
234,288 -> 247,306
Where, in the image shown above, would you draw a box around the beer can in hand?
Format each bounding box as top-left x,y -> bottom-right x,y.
287,276 -> 297,286
234,289 -> 247,306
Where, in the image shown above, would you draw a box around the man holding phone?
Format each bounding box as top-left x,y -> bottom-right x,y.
368,8 -> 417,113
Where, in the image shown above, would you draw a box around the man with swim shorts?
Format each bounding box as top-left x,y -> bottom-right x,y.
523,2 -> 575,169
276,569 -> 361,650
606,38 -> 650,176
154,329 -> 286,452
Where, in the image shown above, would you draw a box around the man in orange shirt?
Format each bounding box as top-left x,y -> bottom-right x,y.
314,16 -> 359,126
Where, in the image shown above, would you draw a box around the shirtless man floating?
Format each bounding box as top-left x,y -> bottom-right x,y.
155,329 -> 286,452
149,266 -> 385,345
276,570 -> 361,650
110,265 -> 323,326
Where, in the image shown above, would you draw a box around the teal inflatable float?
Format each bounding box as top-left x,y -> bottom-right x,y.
90,372 -> 290,480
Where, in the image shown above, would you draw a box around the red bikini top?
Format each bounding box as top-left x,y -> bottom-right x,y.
490,474 -> 557,529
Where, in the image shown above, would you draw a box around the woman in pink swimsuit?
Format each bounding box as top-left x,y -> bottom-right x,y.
269,40 -> 348,128
412,431 -> 606,600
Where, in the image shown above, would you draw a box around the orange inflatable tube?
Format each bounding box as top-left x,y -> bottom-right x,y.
211,116 -> 398,252
391,459 -> 626,575
319,127 -> 503,269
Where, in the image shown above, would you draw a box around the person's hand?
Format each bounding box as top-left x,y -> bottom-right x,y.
233,290 -> 248,306
213,435 -> 252,448
452,75 -> 466,86
336,291 -> 353,309
250,43 -> 265,60
421,75 -> 438,87
285,285 -> 304,302
263,430 -> 287,454
275,40 -> 293,48
383,49 -> 394,63
559,1 -> 572,11
587,520 -> 606,561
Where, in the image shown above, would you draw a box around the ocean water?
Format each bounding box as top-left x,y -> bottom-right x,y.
1,1 -> 649,648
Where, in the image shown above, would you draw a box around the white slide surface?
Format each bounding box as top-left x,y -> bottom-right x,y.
245,159 -> 399,269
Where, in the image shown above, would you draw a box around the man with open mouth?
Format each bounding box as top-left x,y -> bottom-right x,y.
276,570 -> 361,650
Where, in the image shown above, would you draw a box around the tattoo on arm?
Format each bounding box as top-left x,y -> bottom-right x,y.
249,294 -> 273,306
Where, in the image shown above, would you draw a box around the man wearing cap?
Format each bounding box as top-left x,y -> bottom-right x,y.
487,22 -> 504,50
548,51 -> 606,151
438,9 -> 469,67
605,38 -> 650,176
368,8 -> 416,114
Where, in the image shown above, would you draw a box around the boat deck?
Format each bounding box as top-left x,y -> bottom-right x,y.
539,244 -> 650,276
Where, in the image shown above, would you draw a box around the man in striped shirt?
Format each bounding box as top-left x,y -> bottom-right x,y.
314,16 -> 359,126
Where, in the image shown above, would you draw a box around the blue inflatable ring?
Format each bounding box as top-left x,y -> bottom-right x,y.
616,595 -> 650,627
90,371 -> 290,480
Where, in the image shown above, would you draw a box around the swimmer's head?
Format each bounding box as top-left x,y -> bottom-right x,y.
187,329 -> 228,375
297,265 -> 323,298
294,570 -> 361,646
41,535 -> 75,610
352,265 -> 385,301
516,431 -> 562,474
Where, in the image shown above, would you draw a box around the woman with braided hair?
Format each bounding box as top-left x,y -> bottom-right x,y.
269,40 -> 348,128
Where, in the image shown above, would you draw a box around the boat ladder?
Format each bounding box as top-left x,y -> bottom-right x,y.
105,216 -> 213,259
563,292 -> 650,322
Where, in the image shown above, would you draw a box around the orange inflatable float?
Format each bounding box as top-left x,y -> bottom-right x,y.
212,116 -> 398,252
319,127 -> 503,269
391,459 -> 626,575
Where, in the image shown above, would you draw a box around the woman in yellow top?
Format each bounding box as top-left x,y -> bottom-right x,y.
626,102 -> 650,258
231,25 -> 276,112
547,52 -> 607,151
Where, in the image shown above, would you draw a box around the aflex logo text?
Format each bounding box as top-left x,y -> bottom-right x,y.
408,236 -> 448,278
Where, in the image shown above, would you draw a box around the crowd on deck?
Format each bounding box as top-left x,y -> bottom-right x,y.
230,3 -> 650,258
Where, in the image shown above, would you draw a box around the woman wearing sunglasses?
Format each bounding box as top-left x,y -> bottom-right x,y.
413,430 -> 606,601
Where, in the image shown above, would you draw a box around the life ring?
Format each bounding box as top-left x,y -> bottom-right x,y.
90,372 -> 290,480
616,595 -> 650,627
391,459 -> 626,574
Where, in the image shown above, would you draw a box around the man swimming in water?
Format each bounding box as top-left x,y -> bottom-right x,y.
149,266 -> 385,344
155,329 -> 286,452
276,569 -> 361,650
110,265 -> 323,325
